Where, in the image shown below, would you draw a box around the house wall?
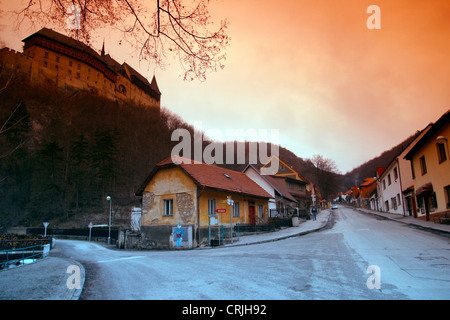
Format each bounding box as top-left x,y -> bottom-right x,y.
411,124 -> 450,220
244,166 -> 276,211
139,167 -> 198,249
379,163 -> 404,214
198,190 -> 269,227
377,126 -> 431,215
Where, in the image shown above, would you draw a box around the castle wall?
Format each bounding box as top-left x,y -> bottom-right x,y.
1,33 -> 160,109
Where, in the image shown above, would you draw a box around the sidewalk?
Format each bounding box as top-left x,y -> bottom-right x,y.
353,206 -> 450,235
222,209 -> 332,248
0,210 -> 331,300
3,206 -> 447,300
0,256 -> 85,300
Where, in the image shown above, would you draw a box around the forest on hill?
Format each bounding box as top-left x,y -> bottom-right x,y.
0,72 -> 343,229
341,132 -> 421,190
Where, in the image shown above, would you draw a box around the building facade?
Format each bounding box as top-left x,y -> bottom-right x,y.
134,156 -> 271,249
377,124 -> 431,215
404,110 -> 450,221
0,28 -> 160,109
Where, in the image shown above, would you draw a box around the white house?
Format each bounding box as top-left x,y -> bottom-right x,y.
243,164 -> 298,217
377,124 -> 432,215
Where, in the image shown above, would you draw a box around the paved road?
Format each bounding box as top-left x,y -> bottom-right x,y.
51,206 -> 450,300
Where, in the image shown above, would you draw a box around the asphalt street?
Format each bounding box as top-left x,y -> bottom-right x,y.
1,206 -> 449,300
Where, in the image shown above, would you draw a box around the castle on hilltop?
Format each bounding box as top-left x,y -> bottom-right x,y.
0,28 -> 161,109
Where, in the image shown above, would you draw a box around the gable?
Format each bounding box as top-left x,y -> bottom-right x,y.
144,166 -> 197,195
261,155 -> 308,182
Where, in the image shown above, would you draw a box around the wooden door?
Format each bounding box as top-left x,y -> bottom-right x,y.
249,205 -> 256,225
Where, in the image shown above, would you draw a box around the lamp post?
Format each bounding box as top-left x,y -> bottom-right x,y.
106,195 -> 112,244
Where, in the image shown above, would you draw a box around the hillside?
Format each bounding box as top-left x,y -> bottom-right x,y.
0,73 -> 185,229
342,132 -> 422,190
1,73 -> 346,229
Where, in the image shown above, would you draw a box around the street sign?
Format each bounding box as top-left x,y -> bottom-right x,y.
88,222 -> 93,241
215,209 -> 226,213
43,222 -> 49,237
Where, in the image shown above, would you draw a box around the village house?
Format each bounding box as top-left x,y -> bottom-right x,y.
134,156 -> 272,249
376,124 -> 432,216
258,156 -> 312,218
0,28 -> 161,109
358,177 -> 377,209
404,109 -> 450,221
243,164 -> 298,216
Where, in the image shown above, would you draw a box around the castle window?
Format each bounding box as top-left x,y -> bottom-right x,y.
69,60 -> 72,67
56,56 -> 60,63
68,69 -> 72,76
118,84 -> 127,95
43,61 -> 47,67
77,63 -> 81,70
55,64 -> 58,71
76,72 -> 80,79
44,51 -> 49,59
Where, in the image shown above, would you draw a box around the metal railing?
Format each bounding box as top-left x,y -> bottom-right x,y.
208,225 -> 240,246
0,244 -> 49,270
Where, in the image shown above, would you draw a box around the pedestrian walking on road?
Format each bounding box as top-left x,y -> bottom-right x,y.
311,207 -> 317,221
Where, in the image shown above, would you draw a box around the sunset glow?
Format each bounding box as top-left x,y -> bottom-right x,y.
1,0 -> 448,173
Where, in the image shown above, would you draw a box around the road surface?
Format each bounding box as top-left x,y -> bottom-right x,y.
53,206 -> 450,300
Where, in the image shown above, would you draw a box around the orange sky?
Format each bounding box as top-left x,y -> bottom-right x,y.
1,0 -> 449,173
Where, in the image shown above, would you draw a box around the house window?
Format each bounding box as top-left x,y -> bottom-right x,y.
163,199 -> 173,216
394,167 -> 398,181
397,193 -> 401,206
258,205 -> 264,219
437,143 -> 447,163
233,202 -> 240,217
428,193 -> 437,212
385,200 -> 389,211
388,174 -> 391,185
118,84 -> 127,95
445,186 -> 450,209
208,199 -> 216,216
420,156 -> 427,175
411,160 -> 416,179
383,180 -> 386,190
417,196 -> 425,215
391,197 -> 397,210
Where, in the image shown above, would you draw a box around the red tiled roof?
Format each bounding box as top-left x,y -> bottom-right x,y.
376,167 -> 386,177
360,177 -> 376,187
138,156 -> 272,198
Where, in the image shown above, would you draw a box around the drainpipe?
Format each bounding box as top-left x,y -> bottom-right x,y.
196,186 -> 205,247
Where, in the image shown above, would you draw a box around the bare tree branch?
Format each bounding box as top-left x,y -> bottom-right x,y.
13,0 -> 230,81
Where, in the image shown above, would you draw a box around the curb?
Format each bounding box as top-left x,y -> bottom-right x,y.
353,207 -> 450,236
62,258 -> 86,300
220,210 -> 332,248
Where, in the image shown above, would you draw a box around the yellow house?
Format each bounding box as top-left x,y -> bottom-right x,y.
404,109 -> 450,221
135,156 -> 272,249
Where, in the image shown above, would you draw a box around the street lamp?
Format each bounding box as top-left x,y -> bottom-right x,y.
106,195 -> 112,244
